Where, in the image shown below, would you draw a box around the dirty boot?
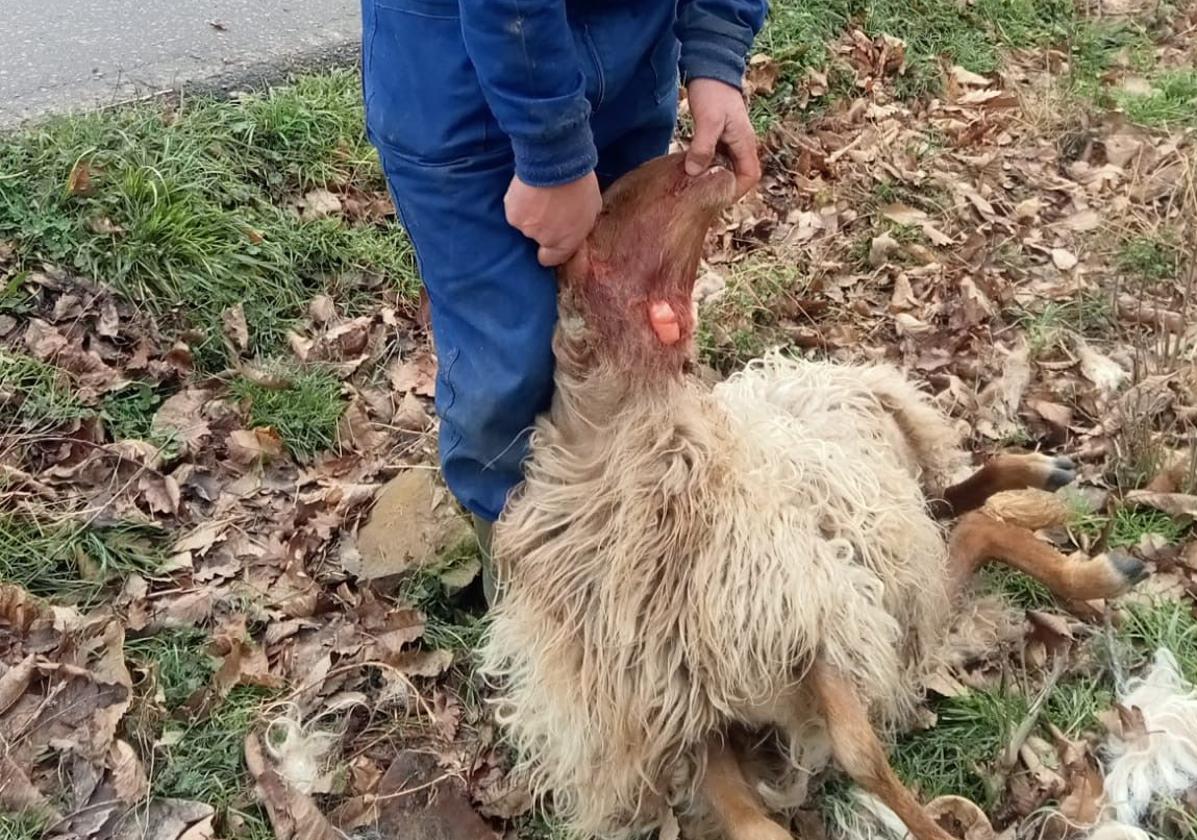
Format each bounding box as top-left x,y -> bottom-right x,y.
473,515 -> 497,606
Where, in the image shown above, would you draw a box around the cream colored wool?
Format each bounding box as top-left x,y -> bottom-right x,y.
479,342 -> 969,838
1103,648 -> 1197,826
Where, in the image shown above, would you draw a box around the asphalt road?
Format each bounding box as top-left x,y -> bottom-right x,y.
0,0 -> 360,128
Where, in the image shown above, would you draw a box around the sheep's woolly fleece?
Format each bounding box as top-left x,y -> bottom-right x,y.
479,349 -> 970,837
1103,648 -> 1197,827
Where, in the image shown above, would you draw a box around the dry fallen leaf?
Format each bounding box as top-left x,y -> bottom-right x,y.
114,799 -> 215,840
1028,399 -> 1072,434
373,751 -> 497,840
227,427 -> 286,465
153,389 -> 213,454
222,304 -> 250,352
1054,728 -> 1105,826
300,189 -> 343,221
393,648 -> 454,678
309,295 -> 337,324
926,795 -> 995,840
67,159 -> 96,196
950,65 -> 992,87
745,53 -> 780,96
1125,490 -> 1197,519
1076,339 -> 1127,398
0,754 -> 56,815
350,471 -> 470,579
882,203 -> 929,226
869,232 -> 900,267
245,734 -> 341,840
87,216 -> 126,235
1051,248 -> 1078,271
0,654 -> 37,716
975,342 -> 1031,439
389,352 -> 437,398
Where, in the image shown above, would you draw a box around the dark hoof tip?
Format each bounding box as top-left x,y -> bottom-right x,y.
1045,466 -> 1077,490
1052,455 -> 1076,472
1110,550 -> 1149,585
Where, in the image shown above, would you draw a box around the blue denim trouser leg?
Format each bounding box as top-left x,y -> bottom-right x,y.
362,0 -> 679,521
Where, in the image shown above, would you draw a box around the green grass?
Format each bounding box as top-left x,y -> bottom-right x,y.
127,627 -> 216,710
229,366 -> 345,459
153,685 -> 276,840
1150,797 -> 1197,840
1043,673 -> 1114,736
398,538 -> 488,653
0,812 -> 51,840
1118,599 -> 1197,683
0,347 -> 90,435
519,811 -> 574,840
754,0 -> 1152,120
697,256 -> 809,372
891,687 -> 1030,805
979,564 -> 1057,611
0,71 -> 417,368
1017,295 -> 1114,356
1118,232 -> 1183,283
0,512 -> 163,601
1116,69 -> 1197,128
100,382 -> 184,458
1108,507 -> 1188,550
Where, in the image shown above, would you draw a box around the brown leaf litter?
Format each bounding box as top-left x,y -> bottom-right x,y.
3,6 -> 1197,838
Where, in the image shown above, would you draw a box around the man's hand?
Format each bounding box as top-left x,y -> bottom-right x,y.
684,78 -> 761,198
505,172 -> 603,267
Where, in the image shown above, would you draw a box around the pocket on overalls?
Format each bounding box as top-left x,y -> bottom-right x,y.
362,0 -> 501,166
648,31 -> 682,104
572,23 -> 606,111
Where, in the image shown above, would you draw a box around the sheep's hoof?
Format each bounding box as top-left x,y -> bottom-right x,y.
1043,455 -> 1077,490
1109,549 -> 1149,588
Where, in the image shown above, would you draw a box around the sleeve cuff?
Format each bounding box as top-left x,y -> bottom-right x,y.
510,119 -> 599,188
679,36 -> 749,89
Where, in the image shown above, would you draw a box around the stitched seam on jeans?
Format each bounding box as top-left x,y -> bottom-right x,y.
361,6 -> 380,115
437,347 -> 462,458
651,38 -> 681,104
581,25 -> 606,111
373,0 -> 458,20
373,132 -> 510,170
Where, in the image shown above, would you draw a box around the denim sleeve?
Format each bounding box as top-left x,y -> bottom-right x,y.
459,0 -> 598,187
676,0 -> 769,89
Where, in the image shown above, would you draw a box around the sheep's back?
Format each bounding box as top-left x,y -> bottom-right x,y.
710,354 -> 955,723
479,357 -> 958,836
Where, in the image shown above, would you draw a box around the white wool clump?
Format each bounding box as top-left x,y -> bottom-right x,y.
1087,822 -> 1156,840
835,791 -> 910,840
262,701 -> 349,794
1102,648 -> 1197,826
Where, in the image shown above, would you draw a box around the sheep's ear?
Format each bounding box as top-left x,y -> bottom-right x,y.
558,240 -> 591,288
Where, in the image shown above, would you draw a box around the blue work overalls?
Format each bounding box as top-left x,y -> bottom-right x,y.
361,0 -> 766,521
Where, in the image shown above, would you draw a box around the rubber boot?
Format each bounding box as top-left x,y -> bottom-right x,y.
473,515 -> 497,607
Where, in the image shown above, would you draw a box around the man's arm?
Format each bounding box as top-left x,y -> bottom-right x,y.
677,0 -> 769,196
677,0 -> 769,90
459,0 -> 597,188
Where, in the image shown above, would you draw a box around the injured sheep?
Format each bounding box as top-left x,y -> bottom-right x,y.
478,153 -> 1151,840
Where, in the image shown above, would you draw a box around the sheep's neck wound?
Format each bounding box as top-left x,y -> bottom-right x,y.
648,300 -> 681,345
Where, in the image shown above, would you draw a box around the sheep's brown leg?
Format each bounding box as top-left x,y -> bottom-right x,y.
809,662 -> 954,840
701,737 -> 793,840
940,453 -> 1076,516
947,511 -> 1147,600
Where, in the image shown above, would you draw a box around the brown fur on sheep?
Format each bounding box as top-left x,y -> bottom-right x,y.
478,153 -> 1148,840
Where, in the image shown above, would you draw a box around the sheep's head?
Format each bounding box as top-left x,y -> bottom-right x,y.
559,152 -> 737,375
